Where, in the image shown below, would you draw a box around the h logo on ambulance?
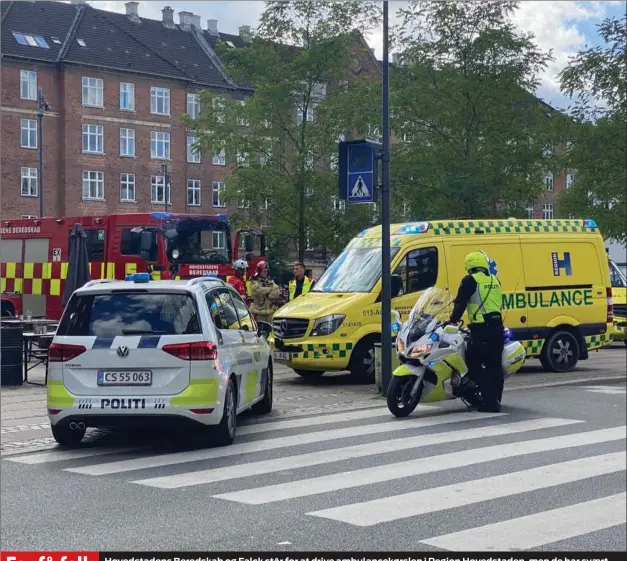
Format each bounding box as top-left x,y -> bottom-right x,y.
552,252 -> 572,276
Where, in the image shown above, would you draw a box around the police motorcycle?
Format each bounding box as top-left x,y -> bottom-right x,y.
387,287 -> 526,417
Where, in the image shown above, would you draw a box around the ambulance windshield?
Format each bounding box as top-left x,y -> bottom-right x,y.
164,217 -> 231,265
313,246 -> 400,293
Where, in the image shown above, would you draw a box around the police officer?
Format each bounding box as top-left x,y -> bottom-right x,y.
448,251 -> 504,413
288,262 -> 314,301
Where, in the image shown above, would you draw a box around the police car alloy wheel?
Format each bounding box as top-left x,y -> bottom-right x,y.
213,379 -> 237,446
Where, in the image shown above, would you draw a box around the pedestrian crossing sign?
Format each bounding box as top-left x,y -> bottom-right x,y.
338,139 -> 379,204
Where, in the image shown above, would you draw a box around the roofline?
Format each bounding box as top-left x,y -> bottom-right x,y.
1,0 -> 15,25
355,31 -> 382,76
56,3 -> 85,63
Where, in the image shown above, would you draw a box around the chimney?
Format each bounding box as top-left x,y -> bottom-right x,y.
207,19 -> 219,36
239,25 -> 251,41
125,2 -> 139,21
191,14 -> 201,30
162,6 -> 174,28
178,11 -> 193,29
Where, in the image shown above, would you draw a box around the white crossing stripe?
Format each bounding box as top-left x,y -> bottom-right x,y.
307,452 -> 626,526
238,405 -> 412,436
5,447 -> 139,465
135,417 -> 582,489
421,492 -> 627,551
215,426 -> 626,504
65,410 -> 506,475
584,385 -> 626,395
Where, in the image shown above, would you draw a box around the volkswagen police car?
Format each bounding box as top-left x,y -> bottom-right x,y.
47,273 -> 273,447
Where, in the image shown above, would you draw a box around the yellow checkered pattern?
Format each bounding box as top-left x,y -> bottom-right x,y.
292,342 -> 354,360
521,339 -> 545,356
585,333 -> 613,350
430,219 -> 596,236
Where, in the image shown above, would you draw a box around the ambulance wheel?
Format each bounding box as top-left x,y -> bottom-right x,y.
252,361 -> 273,414
540,330 -> 580,372
213,378 -> 237,446
294,369 -> 324,378
51,423 -> 85,447
349,336 -> 378,384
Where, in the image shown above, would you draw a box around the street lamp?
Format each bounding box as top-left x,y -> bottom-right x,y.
37,88 -> 51,218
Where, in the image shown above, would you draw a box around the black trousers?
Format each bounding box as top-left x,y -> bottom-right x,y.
467,324 -> 505,406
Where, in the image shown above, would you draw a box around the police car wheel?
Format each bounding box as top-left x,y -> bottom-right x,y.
51,423 -> 86,447
540,330 -> 580,373
213,378 -> 237,446
252,361 -> 273,414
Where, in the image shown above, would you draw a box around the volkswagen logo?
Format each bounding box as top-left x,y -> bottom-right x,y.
117,345 -> 129,358
280,319 -> 288,335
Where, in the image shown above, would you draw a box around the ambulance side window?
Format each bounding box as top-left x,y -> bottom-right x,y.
394,247 -> 438,295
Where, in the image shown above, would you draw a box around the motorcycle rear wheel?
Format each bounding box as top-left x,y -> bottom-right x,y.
387,375 -> 423,417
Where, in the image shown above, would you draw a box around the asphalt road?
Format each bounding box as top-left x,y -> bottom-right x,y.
1,379 -> 625,552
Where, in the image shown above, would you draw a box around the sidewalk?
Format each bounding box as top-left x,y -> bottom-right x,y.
2,344 -> 625,455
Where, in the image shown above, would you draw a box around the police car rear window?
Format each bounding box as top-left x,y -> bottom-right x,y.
57,292 -> 201,337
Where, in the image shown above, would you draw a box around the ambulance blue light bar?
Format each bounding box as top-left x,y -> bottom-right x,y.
393,222 -> 430,235
128,273 -> 150,283
584,218 -> 597,228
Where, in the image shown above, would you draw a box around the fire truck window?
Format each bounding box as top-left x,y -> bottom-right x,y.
24,239 -> 49,263
70,229 -> 105,261
0,240 -> 23,263
121,228 -> 157,261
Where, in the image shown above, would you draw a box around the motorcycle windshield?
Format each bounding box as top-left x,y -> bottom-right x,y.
401,287 -> 454,340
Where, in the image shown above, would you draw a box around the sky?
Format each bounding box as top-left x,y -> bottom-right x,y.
86,0 -> 625,110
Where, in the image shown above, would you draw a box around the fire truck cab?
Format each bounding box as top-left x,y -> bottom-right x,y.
0,213 -> 265,321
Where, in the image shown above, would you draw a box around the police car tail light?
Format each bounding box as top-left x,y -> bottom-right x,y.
607,287 -> 613,323
48,343 -> 87,362
162,341 -> 217,360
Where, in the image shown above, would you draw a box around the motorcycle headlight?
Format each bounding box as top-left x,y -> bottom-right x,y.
408,343 -> 432,358
311,314 -> 345,336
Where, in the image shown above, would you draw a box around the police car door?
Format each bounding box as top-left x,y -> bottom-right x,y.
206,288 -> 252,412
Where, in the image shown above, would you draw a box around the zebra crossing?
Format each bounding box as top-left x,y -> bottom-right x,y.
3,402 -> 626,551
583,384 -> 627,395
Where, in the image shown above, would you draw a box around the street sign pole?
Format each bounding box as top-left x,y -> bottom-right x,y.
380,0 -> 392,396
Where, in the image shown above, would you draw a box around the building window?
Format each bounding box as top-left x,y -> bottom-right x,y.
236,100 -> 250,126
526,204 -> 534,219
20,70 -> 37,100
20,119 -> 37,148
187,136 -> 200,163
237,150 -> 249,167
82,124 -> 104,154
120,173 -> 135,202
21,215 -> 38,219
543,203 -> 554,219
21,167 -> 38,197
187,179 -> 201,206
212,181 -> 225,207
82,77 -> 103,107
150,87 -> 170,115
305,150 -> 314,170
187,93 -> 200,119
213,97 -> 225,123
544,172 -> 554,191
120,82 -> 135,111
212,143 -> 226,166
332,196 -> 346,212
151,175 -> 170,204
82,170 -> 104,200
213,230 -> 226,250
329,153 -> 338,171
297,106 -> 314,124
566,173 -> 576,188
150,131 -> 170,159
120,128 -> 135,157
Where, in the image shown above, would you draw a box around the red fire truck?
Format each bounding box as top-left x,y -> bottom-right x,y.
0,212 -> 265,320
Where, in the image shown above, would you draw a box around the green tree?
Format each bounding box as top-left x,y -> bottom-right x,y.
557,15 -> 626,243
390,0 -> 555,219
187,1 -> 381,262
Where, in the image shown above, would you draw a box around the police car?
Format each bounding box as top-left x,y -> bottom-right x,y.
47,273 -> 273,447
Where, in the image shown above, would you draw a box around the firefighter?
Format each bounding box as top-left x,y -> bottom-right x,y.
288,262 -> 314,301
249,261 -> 283,323
228,259 -> 248,299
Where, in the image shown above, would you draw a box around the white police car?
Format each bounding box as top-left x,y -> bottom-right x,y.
47,273 -> 273,447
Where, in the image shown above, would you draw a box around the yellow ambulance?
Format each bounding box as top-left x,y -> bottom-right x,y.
608,257 -> 626,344
271,219 -> 614,382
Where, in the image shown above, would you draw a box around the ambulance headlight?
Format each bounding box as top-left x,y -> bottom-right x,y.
311,314 -> 345,336
172,249 -> 180,259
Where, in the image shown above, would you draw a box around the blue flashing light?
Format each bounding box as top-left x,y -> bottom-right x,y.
393,222 -> 429,235
131,272 -> 150,283
428,361 -> 436,368
203,273 -> 218,277
430,332 -> 440,341
356,229 -> 368,238
391,322 -> 401,332
584,218 -> 597,229
504,328 -> 512,343
150,212 -> 173,221
216,214 -> 228,222
125,275 -> 133,281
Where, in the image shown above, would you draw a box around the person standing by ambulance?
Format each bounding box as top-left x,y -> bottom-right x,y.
448,251 -> 504,413
289,262 -> 314,301
250,261 -> 283,323
228,259 -> 249,299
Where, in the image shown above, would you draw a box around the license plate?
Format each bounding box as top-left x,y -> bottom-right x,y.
273,351 -> 290,361
97,370 -> 152,386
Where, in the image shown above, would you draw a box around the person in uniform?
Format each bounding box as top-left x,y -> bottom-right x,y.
228,259 -> 248,299
249,261 -> 283,323
288,262 -> 314,301
448,251 -> 505,412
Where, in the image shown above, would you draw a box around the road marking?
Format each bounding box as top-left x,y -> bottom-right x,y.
135,417 -> 582,489
64,411 -> 505,475
215,426 -> 626,505
307,452 -> 626,526
5,447 -> 139,464
420,492 -> 627,551
584,385 -> 626,395
238,405 -> 409,435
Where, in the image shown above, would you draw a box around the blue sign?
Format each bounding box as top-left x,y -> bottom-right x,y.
552,252 -> 572,276
338,140 -> 379,204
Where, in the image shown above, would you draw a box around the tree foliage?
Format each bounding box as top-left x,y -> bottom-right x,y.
556,15 -> 626,243
390,0 -> 556,220
187,0 -> 382,262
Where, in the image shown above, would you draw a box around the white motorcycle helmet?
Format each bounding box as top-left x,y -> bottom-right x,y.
233,259 -> 248,273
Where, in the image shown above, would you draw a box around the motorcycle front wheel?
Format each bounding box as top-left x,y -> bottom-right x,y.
387,375 -> 423,417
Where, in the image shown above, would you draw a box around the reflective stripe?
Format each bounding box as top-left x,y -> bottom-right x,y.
467,272 -> 502,324
289,277 -> 313,301
170,379 -> 219,407
47,380 -> 75,408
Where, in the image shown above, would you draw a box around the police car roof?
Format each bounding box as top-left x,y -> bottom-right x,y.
76,276 -> 228,294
